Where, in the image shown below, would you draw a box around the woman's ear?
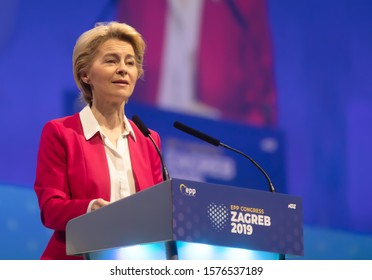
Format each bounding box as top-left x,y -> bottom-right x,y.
81,72 -> 90,84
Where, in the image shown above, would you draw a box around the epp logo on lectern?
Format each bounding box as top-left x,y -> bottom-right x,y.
179,184 -> 196,197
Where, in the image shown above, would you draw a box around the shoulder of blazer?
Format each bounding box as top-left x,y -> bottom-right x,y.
49,113 -> 83,133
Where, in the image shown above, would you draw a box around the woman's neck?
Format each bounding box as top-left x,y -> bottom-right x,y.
91,101 -> 126,146
91,101 -> 125,130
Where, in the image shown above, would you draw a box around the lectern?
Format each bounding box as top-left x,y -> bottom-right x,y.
66,178 -> 303,260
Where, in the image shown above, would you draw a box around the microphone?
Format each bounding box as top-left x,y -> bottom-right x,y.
132,115 -> 171,181
173,121 -> 220,146
131,115 -> 178,260
173,121 -> 276,193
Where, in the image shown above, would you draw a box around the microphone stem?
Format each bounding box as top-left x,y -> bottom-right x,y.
148,134 -> 171,181
220,143 -> 276,193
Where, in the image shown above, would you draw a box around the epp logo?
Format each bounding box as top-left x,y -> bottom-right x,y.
288,203 -> 297,209
180,184 -> 196,197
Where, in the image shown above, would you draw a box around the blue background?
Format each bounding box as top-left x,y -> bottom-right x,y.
1,0 -> 372,259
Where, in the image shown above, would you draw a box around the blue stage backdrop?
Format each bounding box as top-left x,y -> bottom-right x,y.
1,0 -> 372,260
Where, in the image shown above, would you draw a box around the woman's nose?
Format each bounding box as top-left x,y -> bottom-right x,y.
116,61 -> 127,75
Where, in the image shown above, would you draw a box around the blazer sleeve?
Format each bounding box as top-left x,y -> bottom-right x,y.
34,121 -> 91,231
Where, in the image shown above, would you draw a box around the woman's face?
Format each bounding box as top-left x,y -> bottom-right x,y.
82,38 -> 139,105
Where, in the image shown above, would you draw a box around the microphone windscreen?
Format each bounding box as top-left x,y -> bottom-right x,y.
132,115 -> 151,137
173,121 -> 220,146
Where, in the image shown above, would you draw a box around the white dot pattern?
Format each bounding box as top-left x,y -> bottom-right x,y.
207,203 -> 228,231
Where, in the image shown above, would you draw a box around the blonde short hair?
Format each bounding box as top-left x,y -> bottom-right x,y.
72,21 -> 146,105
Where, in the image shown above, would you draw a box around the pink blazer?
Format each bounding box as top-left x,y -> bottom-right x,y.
34,113 -> 163,259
